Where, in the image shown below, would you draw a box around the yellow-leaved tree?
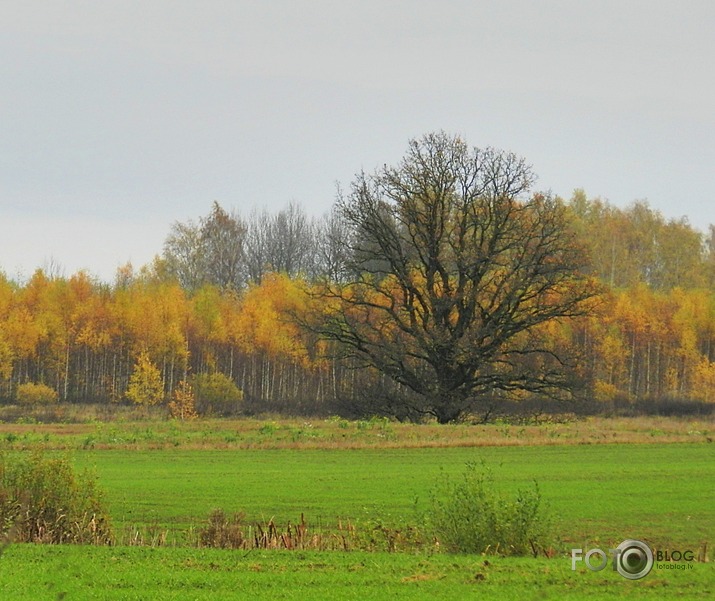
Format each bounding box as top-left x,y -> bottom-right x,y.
126,350 -> 164,406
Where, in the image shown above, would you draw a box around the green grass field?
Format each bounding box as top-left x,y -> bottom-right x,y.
0,417 -> 713,599
1,545 -> 711,601
73,443 -> 714,550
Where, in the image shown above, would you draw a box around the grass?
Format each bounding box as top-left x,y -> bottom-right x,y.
68,443 -> 714,550
0,415 -> 712,451
0,545 -> 712,601
0,416 -> 713,598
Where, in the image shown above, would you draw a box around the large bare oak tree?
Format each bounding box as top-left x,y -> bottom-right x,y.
315,132 -> 598,423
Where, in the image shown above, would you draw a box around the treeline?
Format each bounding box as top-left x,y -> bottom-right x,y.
0,192 -> 714,416
569,190 -> 715,290
161,201 -> 349,290
561,191 -> 715,409
0,269 -> 342,413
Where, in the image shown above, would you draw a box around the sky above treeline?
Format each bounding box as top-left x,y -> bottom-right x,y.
2,0 -> 714,283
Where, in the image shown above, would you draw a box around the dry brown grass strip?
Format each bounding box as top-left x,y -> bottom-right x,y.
0,415 -> 711,451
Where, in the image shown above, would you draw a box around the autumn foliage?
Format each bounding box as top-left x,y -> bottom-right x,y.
0,192 -> 714,417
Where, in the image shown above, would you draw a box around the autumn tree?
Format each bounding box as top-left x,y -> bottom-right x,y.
315,206 -> 351,282
168,379 -> 198,419
566,191 -> 706,290
0,275 -> 15,393
244,209 -> 273,284
126,350 -> 164,406
162,220 -> 206,291
163,202 -> 247,291
244,203 -> 319,282
313,132 -> 598,423
200,202 -> 247,290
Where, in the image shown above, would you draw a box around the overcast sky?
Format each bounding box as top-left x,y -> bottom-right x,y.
2,0 -> 714,282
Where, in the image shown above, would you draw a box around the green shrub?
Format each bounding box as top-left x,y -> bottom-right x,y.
191,372 -> 243,416
0,451 -> 113,545
423,462 -> 552,556
16,382 -> 58,406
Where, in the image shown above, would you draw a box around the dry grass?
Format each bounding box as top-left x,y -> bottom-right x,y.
121,511 -> 378,552
0,413 -> 711,451
194,511 -> 359,552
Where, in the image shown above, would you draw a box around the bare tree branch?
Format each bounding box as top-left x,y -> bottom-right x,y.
310,132 -> 599,423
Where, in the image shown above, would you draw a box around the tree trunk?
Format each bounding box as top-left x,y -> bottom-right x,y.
431,392 -> 466,424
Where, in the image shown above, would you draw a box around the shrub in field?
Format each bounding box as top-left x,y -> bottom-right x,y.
0,451 -> 112,545
16,382 -> 58,406
423,462 -> 552,556
168,380 -> 198,420
191,372 -> 243,415
197,509 -> 247,549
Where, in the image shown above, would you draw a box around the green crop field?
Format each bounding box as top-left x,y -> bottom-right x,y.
1,545 -> 711,601
0,418 -> 713,599
72,443 -> 714,549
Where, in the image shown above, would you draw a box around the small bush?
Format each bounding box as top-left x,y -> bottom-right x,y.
197,509 -> 247,549
0,451 -> 113,545
16,382 -> 58,406
168,380 -> 198,420
198,509 -> 248,549
191,372 -> 243,416
423,462 -> 552,556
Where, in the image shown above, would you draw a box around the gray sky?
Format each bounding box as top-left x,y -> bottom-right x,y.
2,0 -> 714,282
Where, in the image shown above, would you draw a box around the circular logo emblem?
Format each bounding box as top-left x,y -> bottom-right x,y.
615,539 -> 654,580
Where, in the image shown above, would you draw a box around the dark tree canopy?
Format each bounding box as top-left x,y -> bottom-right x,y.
316,132 -> 599,423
